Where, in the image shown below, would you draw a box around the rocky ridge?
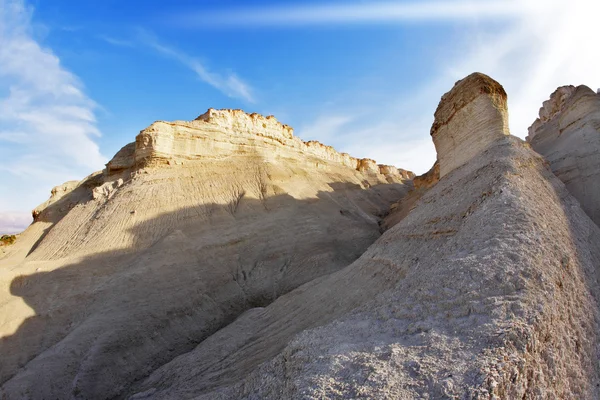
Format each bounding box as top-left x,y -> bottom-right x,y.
0,109 -> 412,399
123,73 -> 600,399
527,85 -> 600,226
1,73 -> 600,399
109,108 -> 413,179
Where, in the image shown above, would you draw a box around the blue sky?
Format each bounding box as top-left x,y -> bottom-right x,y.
1,0 -> 599,233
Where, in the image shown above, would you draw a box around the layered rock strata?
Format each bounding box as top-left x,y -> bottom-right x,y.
431,72 -> 510,177
120,108 -> 412,179
3,76 -> 600,399
527,85 -> 600,226
126,75 -> 600,399
0,110 -> 412,399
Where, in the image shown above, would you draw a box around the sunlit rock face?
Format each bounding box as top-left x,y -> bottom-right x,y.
431,72 -> 510,178
0,109 -> 413,400
4,75 -> 600,400
125,74 -> 600,400
130,108 -> 412,178
527,85 -> 600,226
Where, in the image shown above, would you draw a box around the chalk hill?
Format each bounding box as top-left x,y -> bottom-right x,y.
129,74 -> 600,399
2,73 -> 600,399
527,85 -> 600,227
0,110 -> 412,399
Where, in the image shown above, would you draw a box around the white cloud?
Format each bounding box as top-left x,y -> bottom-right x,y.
277,0 -> 600,174
0,211 -> 32,234
101,30 -> 255,103
298,115 -> 355,142
97,34 -> 134,48
438,0 -> 600,138
0,0 -> 107,233
175,1 -> 525,27
298,110 -> 437,175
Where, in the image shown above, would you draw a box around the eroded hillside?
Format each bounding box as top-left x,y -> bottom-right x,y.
1,74 -> 600,400
127,74 -> 600,399
0,110 -> 413,399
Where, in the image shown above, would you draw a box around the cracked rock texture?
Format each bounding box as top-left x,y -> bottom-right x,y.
0,110 -> 411,399
527,85 -> 600,226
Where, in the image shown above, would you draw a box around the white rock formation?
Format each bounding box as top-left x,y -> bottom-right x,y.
2,75 -> 600,400
132,108 -> 413,179
127,74 -> 600,400
527,85 -> 600,226
0,110 -> 412,399
431,73 -> 510,177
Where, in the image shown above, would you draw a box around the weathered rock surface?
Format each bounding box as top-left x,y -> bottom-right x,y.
0,110 -> 412,399
126,75 -> 600,399
3,74 -> 600,400
131,108 -> 413,179
31,180 -> 80,221
527,85 -> 600,226
432,73 -> 510,177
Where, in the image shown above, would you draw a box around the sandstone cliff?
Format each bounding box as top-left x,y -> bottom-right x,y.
0,110 -> 412,399
527,85 -> 600,227
381,161 -> 440,231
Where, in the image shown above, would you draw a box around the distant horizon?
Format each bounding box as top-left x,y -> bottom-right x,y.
1,0 -> 599,233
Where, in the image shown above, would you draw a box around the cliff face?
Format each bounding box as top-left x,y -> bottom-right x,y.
105,108 -> 411,179
126,74 -> 600,400
0,110 -> 412,399
527,85 -> 600,226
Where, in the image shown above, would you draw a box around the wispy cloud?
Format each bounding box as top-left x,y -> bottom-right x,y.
99,30 -> 255,103
277,0 -> 599,175
0,211 -> 34,234
174,1 -> 525,28
97,34 -> 134,47
0,0 -> 107,232
298,115 -> 355,142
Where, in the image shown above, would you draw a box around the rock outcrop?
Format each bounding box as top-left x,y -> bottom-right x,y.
380,161 -> 439,231
413,160 -> 440,190
126,75 -> 600,399
117,108 -> 412,179
0,110 -> 412,399
31,180 -> 80,221
431,73 -> 509,177
2,76 -> 600,400
527,85 -> 600,226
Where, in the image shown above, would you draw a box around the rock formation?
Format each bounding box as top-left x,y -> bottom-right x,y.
527,85 -> 600,226
0,110 -> 412,399
2,74 -> 600,399
126,73 -> 600,399
431,73 -> 510,177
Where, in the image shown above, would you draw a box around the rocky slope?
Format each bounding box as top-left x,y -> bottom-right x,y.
0,110 -> 412,399
126,73 -> 600,399
527,85 -> 600,227
2,73 -> 600,400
